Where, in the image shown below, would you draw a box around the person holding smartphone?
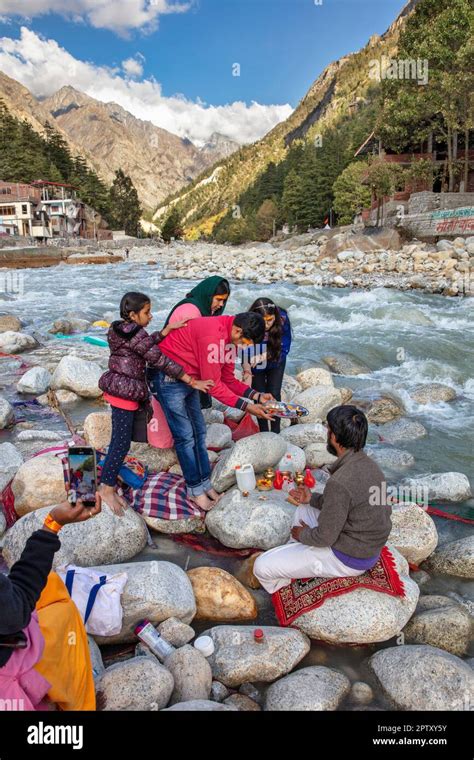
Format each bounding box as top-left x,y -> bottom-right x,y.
0,496 -> 101,710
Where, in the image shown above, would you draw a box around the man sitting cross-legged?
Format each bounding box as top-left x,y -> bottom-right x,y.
253,405 -> 392,594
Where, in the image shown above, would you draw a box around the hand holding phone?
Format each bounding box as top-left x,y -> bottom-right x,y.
67,446 -> 98,508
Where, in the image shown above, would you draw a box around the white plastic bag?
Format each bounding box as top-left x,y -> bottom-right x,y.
57,564 -> 128,637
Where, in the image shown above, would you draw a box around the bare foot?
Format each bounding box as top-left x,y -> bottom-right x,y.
99,485 -> 126,517
190,493 -> 215,512
206,488 -> 222,503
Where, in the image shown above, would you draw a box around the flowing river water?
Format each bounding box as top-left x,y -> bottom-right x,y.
1,259 -> 473,701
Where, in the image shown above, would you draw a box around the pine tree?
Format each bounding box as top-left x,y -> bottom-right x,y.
161,207 -> 184,242
109,169 -> 142,236
281,169 -> 305,228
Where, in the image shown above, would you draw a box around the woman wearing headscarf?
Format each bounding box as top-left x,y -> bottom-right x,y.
148,276 -> 231,448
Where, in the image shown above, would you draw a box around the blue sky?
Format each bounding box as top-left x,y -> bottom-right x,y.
0,0 -> 405,144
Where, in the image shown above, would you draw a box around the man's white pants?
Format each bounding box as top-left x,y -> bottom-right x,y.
253,504 -> 365,594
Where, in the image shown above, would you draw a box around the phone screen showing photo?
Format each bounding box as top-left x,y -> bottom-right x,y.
68,448 -> 97,507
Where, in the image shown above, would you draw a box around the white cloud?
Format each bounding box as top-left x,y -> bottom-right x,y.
0,0 -> 192,35
122,54 -> 144,78
0,27 -> 293,146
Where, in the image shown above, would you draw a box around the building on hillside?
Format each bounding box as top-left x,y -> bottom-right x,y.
0,181 -> 52,240
30,180 -> 87,238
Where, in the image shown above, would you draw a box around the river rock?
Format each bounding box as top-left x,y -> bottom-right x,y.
422,536 -> 474,579
157,617 -> 195,647
0,331 -> 37,354
0,511 -> 6,536
162,699 -> 237,711
323,353 -> 371,376
37,389 -> 79,406
265,666 -> 350,711
224,694 -> 261,711
143,512 -> 204,535
165,644 -> 212,704
52,355 -> 102,398
277,442 -> 306,472
339,387 -> 354,404
3,502 -> 148,569
210,681 -> 230,702
202,625 -> 310,687
281,422 -> 326,447
16,366 -> 51,395
304,442 -> 337,468
401,472 -> 472,503
83,412 -> 112,449
366,445 -> 415,471
0,397 -> 14,429
16,430 -> 64,443
349,681 -> 374,706
281,374 -> 303,402
11,453 -> 66,515
129,443 -> 178,472
402,596 -> 472,656
367,645 -> 474,711
187,567 -> 257,621
409,383 -> 457,404
375,418 -> 427,443
50,318 -> 90,335
291,547 -> 419,643
206,486 -> 295,549
364,397 -> 405,424
0,442 -> 24,491
206,423 -> 232,450
0,315 -> 21,333
388,502 -> 438,564
91,560 -> 196,644
210,432 -> 286,492
202,408 -> 225,424
293,386 -> 342,425
97,658 -> 174,711
296,368 -> 334,389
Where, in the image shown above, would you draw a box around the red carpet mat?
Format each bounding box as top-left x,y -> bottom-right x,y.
272,547 -> 405,627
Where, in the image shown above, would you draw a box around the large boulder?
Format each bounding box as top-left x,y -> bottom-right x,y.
422,536 -> 474,579
205,423 -> 232,450
187,567 -> 257,621
304,442 -> 337,468
206,486 -> 295,550
97,658 -> 174,711
0,442 -> 24,492
388,502 -> 438,565
401,472 -> 472,503
52,355 -> 102,398
293,386 -> 342,425
38,389 -> 79,407
17,366 -> 51,395
281,422 -> 326,448
3,502 -> 148,569
402,596 -> 472,657
143,513 -> 204,535
367,645 -> 474,711
50,318 -> 90,335
91,560 -> 196,644
201,625 -> 310,688
291,547 -> 419,644
409,383 -> 457,404
323,353 -> 371,376
165,645 -> 212,705
374,418 -> 427,443
11,453 -> 66,515
296,368 -> 334,389
364,397 -> 405,424
366,445 -> 415,472
281,374 -> 303,402
210,432 -> 286,492
0,397 -> 14,429
265,666 -> 350,711
83,412 -> 112,449
0,331 -> 37,354
129,443 -> 178,472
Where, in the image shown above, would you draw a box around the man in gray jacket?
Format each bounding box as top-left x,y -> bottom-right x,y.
254,405 -> 392,594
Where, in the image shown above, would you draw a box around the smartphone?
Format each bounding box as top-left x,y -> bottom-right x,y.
67,446 -> 98,508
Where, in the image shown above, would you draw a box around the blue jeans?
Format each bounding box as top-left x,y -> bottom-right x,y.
147,370 -> 212,497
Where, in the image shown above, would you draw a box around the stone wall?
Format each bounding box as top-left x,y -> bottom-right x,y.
366,192 -> 474,240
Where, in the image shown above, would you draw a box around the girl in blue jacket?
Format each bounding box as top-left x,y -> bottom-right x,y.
242,297 -> 292,434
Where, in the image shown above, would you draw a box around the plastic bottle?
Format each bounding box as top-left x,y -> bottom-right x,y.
235,463 -> 256,494
281,454 -> 295,492
134,620 -> 175,662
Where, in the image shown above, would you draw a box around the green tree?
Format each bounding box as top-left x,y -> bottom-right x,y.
333,161 -> 372,224
255,198 -> 278,241
161,207 -> 184,242
109,169 -> 142,236
366,158 -> 405,225
281,169 -> 305,228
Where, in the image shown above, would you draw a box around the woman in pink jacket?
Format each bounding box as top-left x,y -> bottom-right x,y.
147,313 -> 275,511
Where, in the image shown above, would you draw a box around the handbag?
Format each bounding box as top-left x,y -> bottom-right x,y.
57,565 -> 128,636
132,400 -> 153,443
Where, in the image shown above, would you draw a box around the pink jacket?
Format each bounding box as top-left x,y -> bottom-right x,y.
157,315 -> 257,410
